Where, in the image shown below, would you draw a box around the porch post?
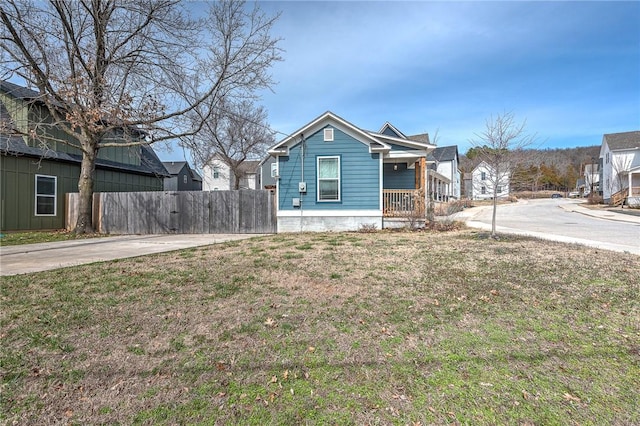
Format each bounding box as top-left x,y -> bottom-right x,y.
629,172 -> 633,196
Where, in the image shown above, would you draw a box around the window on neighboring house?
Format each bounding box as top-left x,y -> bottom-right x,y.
35,175 -> 56,216
213,167 -> 219,179
317,156 -> 340,201
183,174 -> 188,184
481,186 -> 486,194
481,171 -> 486,181
606,153 -> 609,164
271,162 -> 278,178
497,186 -> 502,194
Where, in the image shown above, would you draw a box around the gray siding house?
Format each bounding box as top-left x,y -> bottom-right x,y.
162,161 -> 203,191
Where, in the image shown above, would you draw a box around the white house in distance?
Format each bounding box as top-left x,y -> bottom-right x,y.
202,153 -> 260,191
471,161 -> 510,200
428,145 -> 461,200
600,130 -> 640,206
583,162 -> 600,196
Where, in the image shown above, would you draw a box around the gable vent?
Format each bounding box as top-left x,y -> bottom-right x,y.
324,128 -> 334,142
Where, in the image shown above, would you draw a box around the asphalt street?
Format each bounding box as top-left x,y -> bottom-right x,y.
459,199 -> 640,255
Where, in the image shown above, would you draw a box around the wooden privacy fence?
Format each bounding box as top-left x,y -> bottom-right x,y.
66,190 -> 276,234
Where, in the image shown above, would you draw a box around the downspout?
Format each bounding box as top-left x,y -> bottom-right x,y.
300,133 -> 305,232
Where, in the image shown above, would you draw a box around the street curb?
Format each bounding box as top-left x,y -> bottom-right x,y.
558,203 -> 640,225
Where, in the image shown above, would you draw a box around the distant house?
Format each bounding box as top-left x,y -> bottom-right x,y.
427,145 -> 461,200
0,80 -> 168,231
258,155 -> 278,189
599,131 -> 640,206
470,161 -> 510,200
162,161 -> 202,191
202,153 -> 260,190
583,162 -> 600,197
267,111 -> 439,232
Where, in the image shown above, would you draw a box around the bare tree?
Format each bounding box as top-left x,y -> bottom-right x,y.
608,154 -> 632,199
0,0 -> 281,233
185,98 -> 275,190
469,112 -> 537,238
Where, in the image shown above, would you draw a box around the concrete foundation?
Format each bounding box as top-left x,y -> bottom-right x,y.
277,215 -> 382,232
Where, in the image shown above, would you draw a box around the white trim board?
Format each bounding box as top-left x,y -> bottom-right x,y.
278,210 -> 382,217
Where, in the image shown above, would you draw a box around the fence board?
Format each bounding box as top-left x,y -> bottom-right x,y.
67,190 -> 275,234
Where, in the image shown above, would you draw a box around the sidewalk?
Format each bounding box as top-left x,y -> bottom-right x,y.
558,202 -> 640,224
0,234 -> 266,276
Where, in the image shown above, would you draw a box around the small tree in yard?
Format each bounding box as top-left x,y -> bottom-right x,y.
0,0 -> 281,233
470,112 -> 537,238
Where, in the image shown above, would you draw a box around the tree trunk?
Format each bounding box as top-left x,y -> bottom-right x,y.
74,142 -> 98,234
491,192 -> 498,237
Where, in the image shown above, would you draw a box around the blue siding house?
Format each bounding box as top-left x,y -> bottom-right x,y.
268,112 -> 436,232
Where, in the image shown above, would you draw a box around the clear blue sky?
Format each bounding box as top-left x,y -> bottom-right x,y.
250,0 -> 639,157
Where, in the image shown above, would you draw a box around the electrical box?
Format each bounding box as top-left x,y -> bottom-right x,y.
292,197 -> 301,208
298,182 -> 307,193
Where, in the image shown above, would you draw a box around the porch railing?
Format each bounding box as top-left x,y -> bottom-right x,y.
383,189 -> 424,217
610,187 -> 628,206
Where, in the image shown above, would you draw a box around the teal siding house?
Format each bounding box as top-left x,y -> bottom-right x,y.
268,112 -> 436,232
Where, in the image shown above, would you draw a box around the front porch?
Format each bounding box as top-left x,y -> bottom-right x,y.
382,161 -> 452,218
611,168 -> 640,207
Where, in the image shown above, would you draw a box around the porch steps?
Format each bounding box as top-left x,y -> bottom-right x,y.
610,187 -> 628,207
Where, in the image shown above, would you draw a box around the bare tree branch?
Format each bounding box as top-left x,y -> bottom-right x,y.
1,0 -> 282,233
469,111 -> 538,237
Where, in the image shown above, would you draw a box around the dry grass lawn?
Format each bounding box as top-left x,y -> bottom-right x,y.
1,230 -> 639,425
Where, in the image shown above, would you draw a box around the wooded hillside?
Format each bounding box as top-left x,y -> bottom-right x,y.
460,145 -> 601,192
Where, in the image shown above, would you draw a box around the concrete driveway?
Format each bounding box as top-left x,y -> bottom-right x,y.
0,234 -> 267,276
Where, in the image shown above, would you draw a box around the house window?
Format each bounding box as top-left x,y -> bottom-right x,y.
271,162 -> 278,178
317,156 -> 340,201
481,171 -> 486,181
324,128 -> 334,142
481,186 -> 486,194
213,167 -> 219,179
497,186 -> 502,194
606,153 -> 609,164
35,174 -> 57,216
183,174 -> 188,184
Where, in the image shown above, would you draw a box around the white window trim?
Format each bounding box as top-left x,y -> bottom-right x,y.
317,155 -> 340,202
324,128 -> 334,142
271,162 -> 278,178
35,174 -> 57,216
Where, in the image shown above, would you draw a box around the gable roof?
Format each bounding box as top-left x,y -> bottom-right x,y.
162,161 -> 203,182
269,111 -> 435,156
162,161 -> 188,175
1,83 -> 168,177
428,145 -> 458,162
407,133 -> 430,144
238,160 -> 260,174
378,122 -> 407,139
603,131 -> 640,151
269,111 -> 392,155
0,79 -> 40,99
1,132 -> 169,177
